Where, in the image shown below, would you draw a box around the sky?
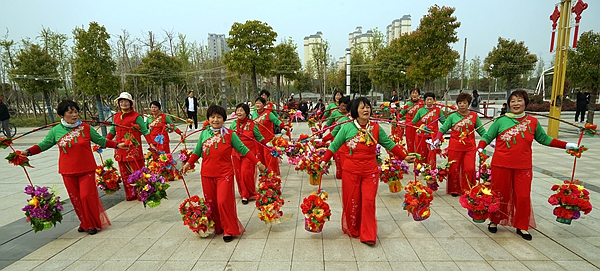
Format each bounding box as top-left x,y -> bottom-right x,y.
1,0 -> 599,68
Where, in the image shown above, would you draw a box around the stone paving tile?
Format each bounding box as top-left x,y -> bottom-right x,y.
290,260 -> 324,271
1,260 -> 43,271
191,261 -> 228,271
390,261 -> 426,270
229,238 -> 266,262
256,260 -> 292,271
436,237 -> 485,261
158,260 -> 196,271
324,261 -> 358,271
291,239 -> 323,262
323,238 -> 355,262
62,260 -> 104,271
126,260 -> 166,271
420,261 -> 460,270
454,261 -> 495,270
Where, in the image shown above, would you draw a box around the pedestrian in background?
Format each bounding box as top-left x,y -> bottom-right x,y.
184,91 -> 199,130
0,98 -> 10,137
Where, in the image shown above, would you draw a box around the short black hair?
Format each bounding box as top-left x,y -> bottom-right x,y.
57,100 -> 80,117
346,99 -> 354,113
411,88 -> 421,95
206,105 -> 227,120
259,90 -> 270,98
188,91 -> 193,94
339,96 -> 350,105
350,97 -> 371,119
255,97 -> 266,104
236,103 -> 250,116
332,90 -> 343,103
508,89 -> 530,106
150,101 -> 161,110
424,92 -> 436,100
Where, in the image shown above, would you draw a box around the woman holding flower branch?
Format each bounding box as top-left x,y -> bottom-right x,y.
252,97 -> 289,176
436,92 -> 486,196
23,100 -> 126,235
230,103 -> 268,205
181,105 -> 266,242
145,101 -> 183,154
478,90 -> 578,240
106,92 -> 155,201
320,97 -> 415,245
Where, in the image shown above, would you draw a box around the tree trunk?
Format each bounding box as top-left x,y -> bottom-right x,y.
43,90 -> 54,123
161,81 -> 167,113
96,94 -> 107,136
251,65 -> 258,93
587,86 -> 597,124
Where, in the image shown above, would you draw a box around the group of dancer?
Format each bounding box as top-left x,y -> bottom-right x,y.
20,87 -> 578,244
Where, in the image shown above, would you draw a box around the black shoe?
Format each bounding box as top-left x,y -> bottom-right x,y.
451,193 -> 459,197
223,235 -> 233,242
241,199 -> 248,205
361,241 -> 376,246
516,229 -> 532,240
87,228 -> 98,235
488,223 -> 497,233
77,227 -> 85,232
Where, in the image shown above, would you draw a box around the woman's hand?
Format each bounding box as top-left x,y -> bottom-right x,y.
257,162 -> 266,172
180,163 -> 192,175
404,155 -> 416,163
116,143 -> 127,149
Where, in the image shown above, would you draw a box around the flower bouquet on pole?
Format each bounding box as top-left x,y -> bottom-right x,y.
22,185 -> 65,232
285,139 -> 306,165
459,183 -> 500,223
179,195 -> 215,237
145,151 -> 181,182
127,167 -> 170,208
548,180 -> 593,225
414,161 -> 454,191
379,157 -> 410,193
95,159 -> 121,195
295,147 -> 330,186
403,180 -> 434,221
300,189 -> 331,233
255,170 -> 285,225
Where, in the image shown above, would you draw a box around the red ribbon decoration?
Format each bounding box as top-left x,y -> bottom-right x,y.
571,0 -> 588,48
549,6 -> 560,53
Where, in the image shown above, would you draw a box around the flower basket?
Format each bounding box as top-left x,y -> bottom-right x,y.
415,161 -> 454,191
295,147 -> 330,184
548,180 -> 592,225
301,189 -> 331,233
255,170 -> 285,225
309,174 -> 322,186
179,195 -> 215,237
22,185 -> 65,233
379,157 -> 410,193
403,180 -> 434,221
145,151 -> 181,182
127,167 -> 170,208
459,184 -> 500,223
411,205 -> 431,221
95,159 -> 121,195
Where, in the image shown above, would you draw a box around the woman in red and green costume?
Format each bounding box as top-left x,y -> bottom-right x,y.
322,90 -> 343,121
106,92 -> 154,201
322,96 -> 351,179
146,101 -> 183,154
252,97 -> 289,176
398,88 -> 423,153
411,92 -> 445,167
320,97 -> 415,245
182,105 -> 266,242
436,93 -> 486,196
231,103 -> 268,205
478,89 -> 578,240
25,100 -> 126,235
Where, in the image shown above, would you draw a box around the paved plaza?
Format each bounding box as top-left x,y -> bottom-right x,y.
0,113 -> 599,271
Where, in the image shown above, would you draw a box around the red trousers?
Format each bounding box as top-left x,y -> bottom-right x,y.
232,155 -> 257,200
118,159 -> 144,201
414,135 -> 436,168
62,172 -> 111,230
446,149 -> 476,195
405,126 -> 416,153
202,175 -> 246,236
334,152 -> 342,179
489,166 -> 536,230
263,147 -> 280,176
391,125 -> 404,139
341,170 -> 379,244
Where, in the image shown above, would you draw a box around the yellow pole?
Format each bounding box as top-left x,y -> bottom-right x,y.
548,0 -> 572,138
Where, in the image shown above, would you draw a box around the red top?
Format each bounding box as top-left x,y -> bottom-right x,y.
107,110 -> 151,162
